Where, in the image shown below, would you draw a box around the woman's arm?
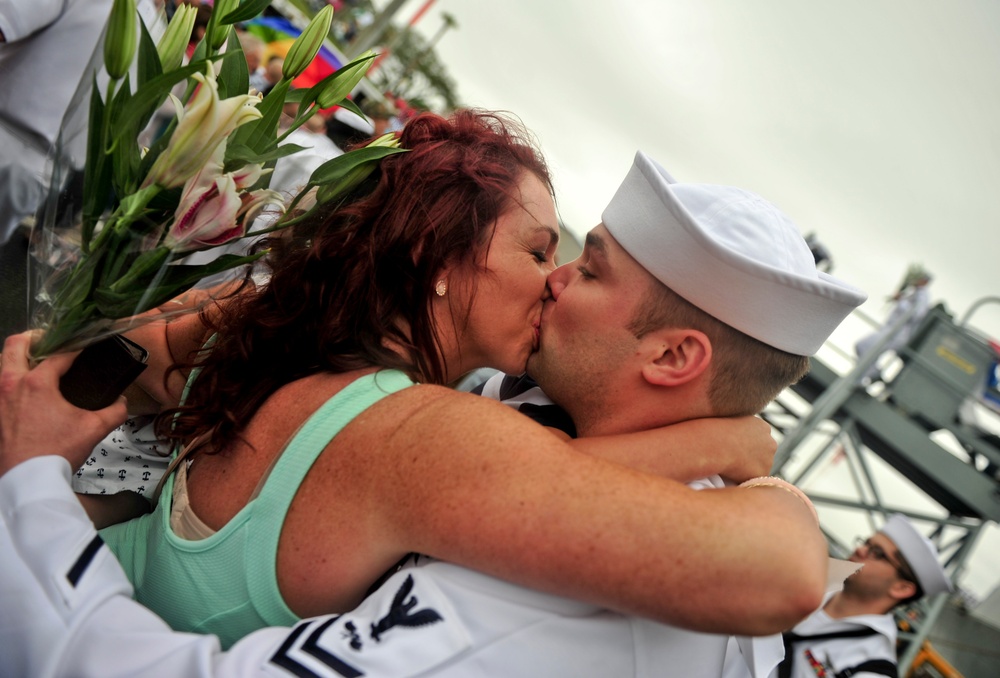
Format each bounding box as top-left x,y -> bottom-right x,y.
122,286 -> 235,408
364,389 -> 826,636
568,416 -> 777,484
3,334 -> 823,638
478,372 -> 775,484
76,491 -> 151,529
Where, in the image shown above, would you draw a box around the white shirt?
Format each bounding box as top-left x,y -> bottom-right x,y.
0,0 -> 113,240
0,0 -> 163,242
777,596 -> 897,678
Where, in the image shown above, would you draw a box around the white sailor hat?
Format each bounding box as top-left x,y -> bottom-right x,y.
601,151 -> 867,356
881,514 -> 953,597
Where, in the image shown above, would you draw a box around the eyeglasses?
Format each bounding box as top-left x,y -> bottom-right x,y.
854,537 -> 917,584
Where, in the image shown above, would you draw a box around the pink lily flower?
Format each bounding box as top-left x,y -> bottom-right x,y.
164,172 -> 244,252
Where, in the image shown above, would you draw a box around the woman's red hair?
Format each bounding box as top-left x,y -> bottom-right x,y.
163,109 -> 553,453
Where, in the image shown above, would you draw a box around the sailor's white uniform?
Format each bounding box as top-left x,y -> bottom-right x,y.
776,597 -> 897,678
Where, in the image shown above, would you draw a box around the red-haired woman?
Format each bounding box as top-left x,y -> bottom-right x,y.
93,110 -> 806,648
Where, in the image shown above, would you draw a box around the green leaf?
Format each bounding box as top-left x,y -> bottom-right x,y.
313,146 -> 409,205
217,25 -> 250,99
111,121 -> 144,196
308,145 -> 407,187
96,226 -> 144,288
188,30 -> 208,64
283,88 -> 306,104
220,0 -> 273,25
313,52 -> 375,108
108,73 -> 139,195
136,15 -> 162,90
81,76 -> 112,249
230,78 -> 290,154
106,246 -> 171,294
225,142 -> 307,170
130,20 -> 180,143
93,252 -> 266,317
336,96 -> 366,121
57,252 -> 104,311
110,58 -> 222,146
92,285 -> 156,318
31,299 -> 104,358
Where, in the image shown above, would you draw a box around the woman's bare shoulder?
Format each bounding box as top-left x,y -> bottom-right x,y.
368,383 -> 550,441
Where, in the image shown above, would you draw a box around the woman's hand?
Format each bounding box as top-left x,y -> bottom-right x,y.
0,332 -> 127,476
706,415 -> 778,483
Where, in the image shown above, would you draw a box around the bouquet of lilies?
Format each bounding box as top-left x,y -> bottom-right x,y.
30,0 -> 405,358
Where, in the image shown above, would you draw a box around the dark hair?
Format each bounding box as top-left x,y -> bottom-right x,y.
162,109 -> 552,454
894,552 -> 925,606
628,280 -> 810,416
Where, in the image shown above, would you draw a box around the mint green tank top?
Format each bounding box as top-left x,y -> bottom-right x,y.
100,369 -> 415,649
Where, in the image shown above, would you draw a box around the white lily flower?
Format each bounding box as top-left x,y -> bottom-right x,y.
143,68 -> 262,189
231,162 -> 267,190
239,188 -> 287,227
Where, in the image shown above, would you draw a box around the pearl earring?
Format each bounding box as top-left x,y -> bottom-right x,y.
435,280 -> 448,297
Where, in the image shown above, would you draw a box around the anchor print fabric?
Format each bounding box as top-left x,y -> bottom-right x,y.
72,416 -> 172,499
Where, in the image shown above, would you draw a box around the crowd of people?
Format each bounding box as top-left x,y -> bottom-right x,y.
0,2 -> 955,677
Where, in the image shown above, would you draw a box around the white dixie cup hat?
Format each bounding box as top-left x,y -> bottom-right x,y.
602,151 -> 868,356
881,513 -> 953,597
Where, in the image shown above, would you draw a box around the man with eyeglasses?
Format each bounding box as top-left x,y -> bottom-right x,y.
776,514 -> 952,678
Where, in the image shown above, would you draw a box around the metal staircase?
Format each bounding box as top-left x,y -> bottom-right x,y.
764,301 -> 1000,676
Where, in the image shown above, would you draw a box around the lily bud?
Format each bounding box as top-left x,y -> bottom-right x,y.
314,133 -> 402,204
206,0 -> 239,50
283,5 -> 334,81
104,0 -> 137,80
316,51 -> 375,109
157,4 -> 198,72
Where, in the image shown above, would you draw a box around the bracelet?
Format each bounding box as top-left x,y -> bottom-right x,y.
739,476 -> 819,525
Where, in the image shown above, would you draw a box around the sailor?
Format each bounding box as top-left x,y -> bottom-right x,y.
0,150 -> 868,677
777,514 -> 952,678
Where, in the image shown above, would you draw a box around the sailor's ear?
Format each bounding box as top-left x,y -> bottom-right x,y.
641,328 -> 712,387
888,578 -> 918,603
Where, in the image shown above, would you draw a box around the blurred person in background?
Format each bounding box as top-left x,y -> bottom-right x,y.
855,264 -> 933,385
0,0 -> 116,244
776,514 -> 951,678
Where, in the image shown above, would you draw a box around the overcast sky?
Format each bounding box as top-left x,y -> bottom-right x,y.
377,0 -> 1000,599
383,0 -> 999,340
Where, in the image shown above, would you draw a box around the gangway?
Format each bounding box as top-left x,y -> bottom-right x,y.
765,300 -> 1000,677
